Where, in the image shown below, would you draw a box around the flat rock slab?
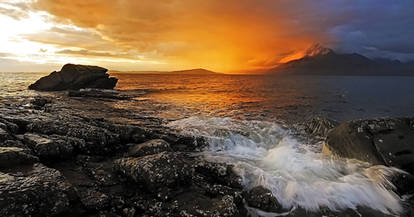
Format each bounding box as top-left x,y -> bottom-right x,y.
23,133 -> 75,160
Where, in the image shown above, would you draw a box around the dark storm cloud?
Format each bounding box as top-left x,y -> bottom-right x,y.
323,0 -> 414,61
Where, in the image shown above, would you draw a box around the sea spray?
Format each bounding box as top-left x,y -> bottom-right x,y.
167,116 -> 403,214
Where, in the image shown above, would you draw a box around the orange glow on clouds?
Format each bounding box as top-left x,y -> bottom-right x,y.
0,0 -> 329,72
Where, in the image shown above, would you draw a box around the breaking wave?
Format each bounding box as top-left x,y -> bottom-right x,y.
167,116 -> 403,215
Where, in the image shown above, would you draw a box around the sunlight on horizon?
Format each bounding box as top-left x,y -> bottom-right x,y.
0,0 -> 315,73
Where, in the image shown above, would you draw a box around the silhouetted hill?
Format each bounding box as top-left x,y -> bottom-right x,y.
167,68 -> 218,75
268,44 -> 414,75
110,68 -> 219,75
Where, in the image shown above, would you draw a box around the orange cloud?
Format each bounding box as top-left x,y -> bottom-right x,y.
35,0 -> 329,72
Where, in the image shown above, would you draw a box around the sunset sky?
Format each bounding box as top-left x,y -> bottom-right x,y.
0,0 -> 413,73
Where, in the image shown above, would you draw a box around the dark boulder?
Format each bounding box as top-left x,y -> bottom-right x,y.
0,164 -> 73,217
28,64 -> 117,91
114,152 -> 193,192
324,117 -> 414,174
194,159 -> 243,189
244,186 -> 284,213
128,139 -> 172,157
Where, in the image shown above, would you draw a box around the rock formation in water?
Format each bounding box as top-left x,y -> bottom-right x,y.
28,64 -> 118,91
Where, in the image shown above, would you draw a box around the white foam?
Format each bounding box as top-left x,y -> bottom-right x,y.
166,116 -> 403,215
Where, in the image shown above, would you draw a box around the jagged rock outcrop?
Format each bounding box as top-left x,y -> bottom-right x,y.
29,64 -> 117,91
324,117 -> 414,175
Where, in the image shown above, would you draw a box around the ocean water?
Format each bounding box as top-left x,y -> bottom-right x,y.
3,72 -> 414,214
113,73 -> 414,123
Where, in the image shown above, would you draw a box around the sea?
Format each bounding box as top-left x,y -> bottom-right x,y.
2,71 -> 414,214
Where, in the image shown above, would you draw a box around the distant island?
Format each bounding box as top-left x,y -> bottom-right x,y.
110,68 -> 219,75
267,44 -> 414,76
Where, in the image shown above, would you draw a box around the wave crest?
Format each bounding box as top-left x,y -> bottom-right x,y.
166,116 -> 403,214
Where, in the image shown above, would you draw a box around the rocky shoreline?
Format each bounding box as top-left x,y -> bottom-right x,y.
0,65 -> 413,217
0,92 -> 412,217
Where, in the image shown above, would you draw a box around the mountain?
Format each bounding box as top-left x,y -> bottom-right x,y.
110,68 -> 219,75
268,44 -> 414,75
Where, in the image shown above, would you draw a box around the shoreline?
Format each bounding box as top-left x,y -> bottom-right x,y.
0,89 -> 413,217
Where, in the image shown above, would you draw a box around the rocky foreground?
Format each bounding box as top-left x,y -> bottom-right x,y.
0,65 -> 413,217
0,92 -> 412,217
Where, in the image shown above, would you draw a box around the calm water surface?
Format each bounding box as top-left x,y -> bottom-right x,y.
113,73 -> 414,123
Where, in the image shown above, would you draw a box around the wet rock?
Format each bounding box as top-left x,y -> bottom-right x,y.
80,156 -> 120,186
0,128 -> 11,142
194,159 -> 243,189
122,207 -> 136,217
0,147 -> 38,168
324,117 -> 414,174
114,152 -> 193,192
391,172 -> 414,195
94,211 -> 121,217
286,206 -> 394,217
0,139 -> 27,149
160,133 -> 207,151
305,116 -> 338,137
23,133 -> 75,160
128,139 -> 172,157
244,186 -> 283,213
176,193 -> 241,217
0,164 -> 73,217
1,116 -> 32,133
30,96 -> 52,109
78,188 -> 110,211
27,119 -> 120,155
28,64 -> 117,91
68,89 -> 130,100
0,119 -> 19,134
